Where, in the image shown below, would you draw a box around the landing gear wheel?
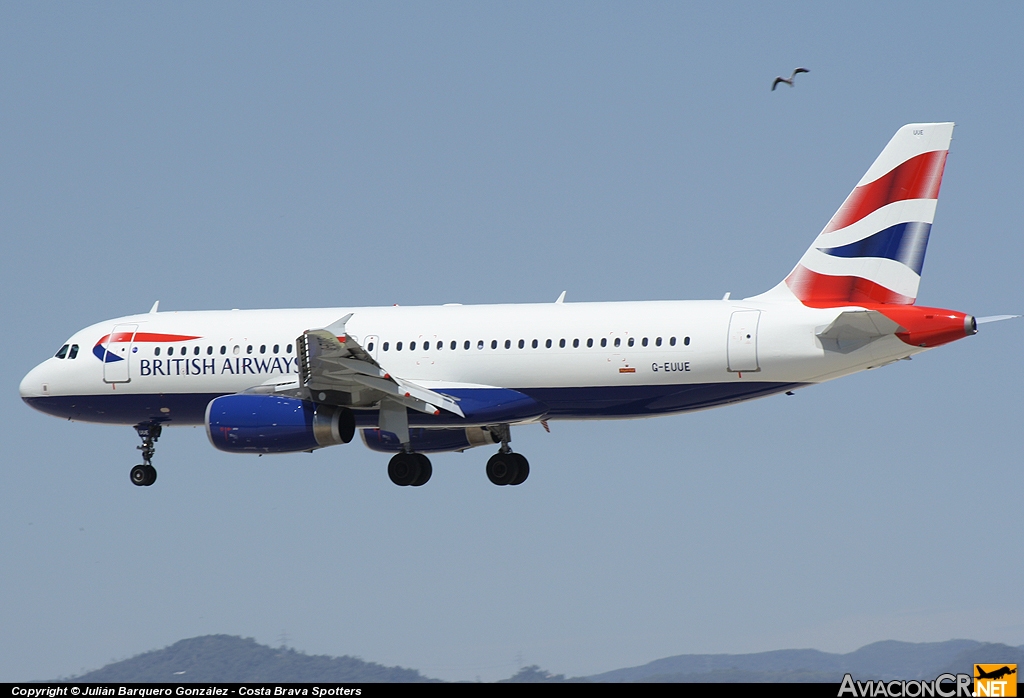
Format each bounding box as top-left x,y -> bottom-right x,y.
411,454 -> 432,487
130,465 -> 148,487
509,454 -> 529,486
388,452 -> 422,486
486,452 -> 520,486
130,464 -> 156,487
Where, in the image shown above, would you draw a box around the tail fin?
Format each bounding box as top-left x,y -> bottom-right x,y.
754,122 -> 954,306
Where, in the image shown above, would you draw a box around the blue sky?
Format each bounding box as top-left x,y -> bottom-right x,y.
2,1 -> 1022,682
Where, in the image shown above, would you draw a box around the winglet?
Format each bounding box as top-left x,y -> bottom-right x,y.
324,313 -> 354,337
149,301 -> 160,314
555,291 -> 566,304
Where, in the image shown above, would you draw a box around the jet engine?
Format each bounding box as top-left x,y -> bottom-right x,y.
206,394 -> 355,453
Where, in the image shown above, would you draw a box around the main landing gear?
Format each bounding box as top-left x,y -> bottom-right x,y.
486,451 -> 529,486
485,424 -> 529,486
388,451 -> 432,487
130,423 -> 161,487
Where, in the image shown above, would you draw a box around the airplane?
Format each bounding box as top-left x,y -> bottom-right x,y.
19,122 -> 1015,488
975,666 -> 1017,681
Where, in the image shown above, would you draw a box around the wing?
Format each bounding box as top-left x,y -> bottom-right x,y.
771,77 -> 784,91
295,314 -> 465,418
793,67 -> 809,75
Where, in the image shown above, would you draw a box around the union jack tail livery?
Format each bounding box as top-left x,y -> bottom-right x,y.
760,122 -> 954,307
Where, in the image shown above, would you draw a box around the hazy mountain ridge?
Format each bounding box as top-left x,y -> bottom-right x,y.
66,635 -> 435,683
589,640 -> 1024,683
55,635 -> 1024,683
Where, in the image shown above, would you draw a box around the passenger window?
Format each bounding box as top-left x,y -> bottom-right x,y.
656,337 -> 662,346
273,344 -> 279,354
451,340 -> 457,350
168,347 -> 175,356
491,340 -> 498,349
532,339 -> 538,349
69,344 -> 79,359
233,345 -> 241,355
684,336 -> 691,346
260,345 -> 266,354
207,346 -> 214,355
464,340 -> 470,350
545,339 -> 552,348
628,337 -> 635,347
367,342 -> 375,352
55,345 -> 69,359
614,338 -> 621,347
193,346 -> 199,355
587,338 -> 593,348
477,340 -> 484,350
601,338 -> 607,347
410,341 -> 416,351
669,337 -> 676,346
246,345 -> 253,354
504,339 -> 511,349
573,338 -> 579,348
518,339 -> 525,349
397,342 -> 403,351
383,342 -> 389,352
221,346 -> 227,355
436,341 -> 442,351
154,347 -> 161,357
559,339 -> 566,348
642,337 -> 648,347
287,344 -> 293,353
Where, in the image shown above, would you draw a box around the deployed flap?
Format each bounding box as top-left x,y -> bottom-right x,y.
816,310 -> 906,353
297,315 -> 465,418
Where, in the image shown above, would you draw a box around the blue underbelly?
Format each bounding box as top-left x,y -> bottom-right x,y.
23,381 -> 806,426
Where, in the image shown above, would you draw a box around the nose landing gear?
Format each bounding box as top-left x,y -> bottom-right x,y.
130,423 -> 161,487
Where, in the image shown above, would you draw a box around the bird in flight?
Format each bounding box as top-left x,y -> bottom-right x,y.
772,67 -> 809,91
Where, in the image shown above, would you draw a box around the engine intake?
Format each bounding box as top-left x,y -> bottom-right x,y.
206,394 -> 355,453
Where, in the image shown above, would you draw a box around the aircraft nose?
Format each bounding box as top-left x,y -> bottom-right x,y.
19,361 -> 52,399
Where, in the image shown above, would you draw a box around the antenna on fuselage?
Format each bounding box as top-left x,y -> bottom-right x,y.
149,300 -> 160,314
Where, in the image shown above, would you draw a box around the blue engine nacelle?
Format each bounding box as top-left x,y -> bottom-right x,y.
206,394 -> 355,453
361,426 -> 500,453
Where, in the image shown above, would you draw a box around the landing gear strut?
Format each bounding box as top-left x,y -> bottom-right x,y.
388,451 -> 432,487
485,424 -> 529,486
130,423 -> 161,487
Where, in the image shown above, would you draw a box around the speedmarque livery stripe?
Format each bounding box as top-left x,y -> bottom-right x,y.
93,332 -> 202,362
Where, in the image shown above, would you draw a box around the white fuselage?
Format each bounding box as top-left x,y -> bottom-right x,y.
20,298 -> 924,429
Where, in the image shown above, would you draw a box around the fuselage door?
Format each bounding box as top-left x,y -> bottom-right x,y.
102,324 -> 138,383
727,311 -> 760,372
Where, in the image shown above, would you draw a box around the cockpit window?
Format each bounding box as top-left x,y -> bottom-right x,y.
55,344 -> 69,359
68,344 -> 79,359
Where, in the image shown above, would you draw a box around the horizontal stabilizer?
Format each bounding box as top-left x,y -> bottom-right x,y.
816,310 -> 905,353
